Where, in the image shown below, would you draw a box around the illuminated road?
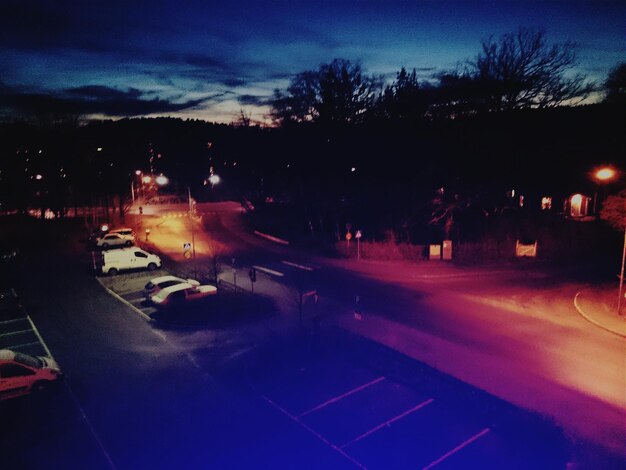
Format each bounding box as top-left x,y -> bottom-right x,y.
135,202 -> 625,463
2,209 -> 623,468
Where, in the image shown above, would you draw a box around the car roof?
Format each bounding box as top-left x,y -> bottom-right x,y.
148,275 -> 184,284
0,349 -> 16,361
161,282 -> 196,294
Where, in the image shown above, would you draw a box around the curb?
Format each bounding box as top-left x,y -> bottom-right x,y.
573,291 -> 625,338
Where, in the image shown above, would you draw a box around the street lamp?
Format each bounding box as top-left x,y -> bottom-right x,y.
592,165 -> 625,315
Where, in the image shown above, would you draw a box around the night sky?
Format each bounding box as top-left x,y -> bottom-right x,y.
1,1 -> 624,124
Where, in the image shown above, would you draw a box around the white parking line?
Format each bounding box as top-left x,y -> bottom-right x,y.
340,398 -> 434,448
263,395 -> 367,469
422,427 -> 491,469
0,318 -> 29,326
63,382 -> 118,470
95,277 -> 152,321
298,376 -> 385,417
26,315 -> 53,358
252,265 -> 284,277
4,340 -> 41,350
0,328 -> 31,338
281,260 -> 314,271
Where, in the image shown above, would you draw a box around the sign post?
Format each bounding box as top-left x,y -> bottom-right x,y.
355,230 -> 362,259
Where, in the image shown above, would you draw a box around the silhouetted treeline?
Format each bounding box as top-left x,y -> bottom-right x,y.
1,100 -> 624,245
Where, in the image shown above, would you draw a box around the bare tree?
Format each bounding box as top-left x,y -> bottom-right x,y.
471,27 -> 593,111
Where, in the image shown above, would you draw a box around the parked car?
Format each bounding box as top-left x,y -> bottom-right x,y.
101,248 -> 161,275
108,227 -> 136,238
149,282 -> 217,308
0,349 -> 62,400
96,233 -> 134,249
143,275 -> 200,299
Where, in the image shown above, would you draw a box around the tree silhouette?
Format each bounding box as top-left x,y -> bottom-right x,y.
270,59 -> 380,127
603,62 -> 626,105
377,67 -> 428,123
434,28 -> 593,116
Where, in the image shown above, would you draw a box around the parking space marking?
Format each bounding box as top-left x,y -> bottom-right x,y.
26,314 -> 53,358
340,398 -> 434,449
252,265 -> 284,277
0,318 -> 29,326
95,277 -> 152,321
422,427 -> 491,470
0,328 -> 32,338
4,340 -> 41,350
281,260 -> 314,271
63,382 -> 118,470
298,376 -> 386,418
263,395 -> 367,469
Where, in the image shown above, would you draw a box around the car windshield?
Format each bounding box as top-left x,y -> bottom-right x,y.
152,289 -> 169,301
13,352 -> 43,368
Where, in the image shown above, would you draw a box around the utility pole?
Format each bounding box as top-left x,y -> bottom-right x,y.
188,186 -> 196,260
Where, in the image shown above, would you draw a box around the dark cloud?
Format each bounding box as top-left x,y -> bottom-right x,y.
0,84 -> 209,117
237,94 -> 271,106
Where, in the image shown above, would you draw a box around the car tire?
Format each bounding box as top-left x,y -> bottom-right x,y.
108,268 -> 118,276
102,243 -> 109,249
124,240 -> 132,246
147,262 -> 157,271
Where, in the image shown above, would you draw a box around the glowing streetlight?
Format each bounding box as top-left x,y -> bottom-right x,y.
142,175 -> 152,184
594,166 -> 616,182
155,174 -> 169,186
208,174 -> 220,185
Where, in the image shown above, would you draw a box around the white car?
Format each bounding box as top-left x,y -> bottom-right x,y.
0,350 -> 62,400
149,282 -> 218,308
143,275 -> 200,299
96,233 -> 134,249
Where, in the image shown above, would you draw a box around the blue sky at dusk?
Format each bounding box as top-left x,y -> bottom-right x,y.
1,1 -> 624,124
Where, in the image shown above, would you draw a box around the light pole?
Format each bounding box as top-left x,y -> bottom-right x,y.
592,166 -> 624,315
188,185 -> 196,260
618,227 -> 625,315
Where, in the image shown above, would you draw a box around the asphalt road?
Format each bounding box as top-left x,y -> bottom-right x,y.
0,214 -> 623,469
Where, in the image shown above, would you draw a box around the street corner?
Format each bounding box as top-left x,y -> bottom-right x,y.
574,288 -> 626,337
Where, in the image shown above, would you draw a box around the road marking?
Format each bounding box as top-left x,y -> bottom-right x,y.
0,318 -> 29,326
95,277 -> 152,321
4,341 -> 41,350
25,315 -> 53,358
281,260 -> 314,271
340,398 -> 434,448
262,395 -> 366,469
422,427 -> 491,469
63,382 -> 118,470
298,376 -> 386,417
254,230 -> 289,245
252,265 -> 284,277
0,328 -> 32,338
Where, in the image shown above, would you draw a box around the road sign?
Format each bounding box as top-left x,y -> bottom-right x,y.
183,242 -> 192,251
346,232 -> 352,241
355,230 -> 362,239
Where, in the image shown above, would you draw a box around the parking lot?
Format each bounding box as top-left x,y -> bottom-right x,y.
0,288 -> 51,358
241,329 -> 570,470
95,267 -> 276,328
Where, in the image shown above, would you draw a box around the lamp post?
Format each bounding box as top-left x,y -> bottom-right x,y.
592,166 -> 624,315
188,185 -> 196,260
